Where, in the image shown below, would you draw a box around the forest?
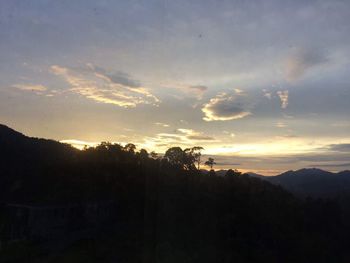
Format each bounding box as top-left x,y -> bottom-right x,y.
0,124 -> 349,263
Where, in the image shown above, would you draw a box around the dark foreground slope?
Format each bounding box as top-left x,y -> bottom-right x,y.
0,124 -> 349,263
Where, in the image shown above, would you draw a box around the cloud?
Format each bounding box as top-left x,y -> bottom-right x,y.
13,84 -> 47,92
163,82 -> 208,100
331,121 -> 350,127
143,128 -> 216,150
177,128 -> 215,141
50,65 -> 159,108
285,48 -> 328,81
202,91 -> 251,121
275,122 -> 287,128
187,85 -> 208,99
188,85 -> 207,93
155,122 -> 170,127
262,89 -> 272,99
208,151 -> 350,175
308,163 -> 350,168
90,65 -> 141,88
326,144 -> 350,152
277,90 -> 289,109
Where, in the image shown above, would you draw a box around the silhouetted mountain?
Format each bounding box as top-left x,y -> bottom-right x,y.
337,170 -> 350,177
246,172 -> 265,178
0,124 -> 26,138
265,168 -> 350,198
0,124 -> 77,166
0,124 -> 78,202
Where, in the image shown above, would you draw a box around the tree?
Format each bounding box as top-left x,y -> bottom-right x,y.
139,149 -> 149,160
164,147 -> 185,168
205,157 -> 216,170
208,169 -> 216,177
225,169 -> 241,177
164,147 -> 197,170
188,146 -> 204,170
124,143 -> 136,153
150,151 -> 158,159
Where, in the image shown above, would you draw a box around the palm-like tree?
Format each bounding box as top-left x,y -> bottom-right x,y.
205,157 -> 216,170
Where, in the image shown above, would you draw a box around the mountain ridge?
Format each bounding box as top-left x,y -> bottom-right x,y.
2,123 -> 350,198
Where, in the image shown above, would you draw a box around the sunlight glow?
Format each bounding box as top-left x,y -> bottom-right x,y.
60,139 -> 100,150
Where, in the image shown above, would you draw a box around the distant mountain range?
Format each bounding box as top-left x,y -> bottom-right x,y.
245,169 -> 350,198
1,123 -> 350,199
262,168 -> 350,198
197,168 -> 350,198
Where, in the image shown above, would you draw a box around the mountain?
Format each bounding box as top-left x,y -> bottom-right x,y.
246,172 -> 265,178
0,124 -> 77,165
0,124 -> 78,201
0,123 -> 26,143
265,168 -> 350,198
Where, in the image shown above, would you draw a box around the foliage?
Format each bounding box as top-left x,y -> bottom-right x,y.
204,157 -> 216,169
1,124 -> 350,262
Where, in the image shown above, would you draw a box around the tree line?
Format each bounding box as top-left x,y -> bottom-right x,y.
1,133 -> 349,262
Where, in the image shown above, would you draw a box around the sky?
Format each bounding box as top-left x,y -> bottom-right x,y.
0,0 -> 350,175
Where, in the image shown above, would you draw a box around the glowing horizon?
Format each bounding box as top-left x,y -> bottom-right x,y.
1,0 -> 350,175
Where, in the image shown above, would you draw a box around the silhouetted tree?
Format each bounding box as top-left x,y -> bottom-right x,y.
205,157 -> 216,170
150,151 -> 158,159
225,169 -> 241,177
188,146 -> 204,170
208,169 -> 216,176
164,147 -> 198,170
138,149 -> 149,165
164,147 -> 185,168
124,143 -> 136,153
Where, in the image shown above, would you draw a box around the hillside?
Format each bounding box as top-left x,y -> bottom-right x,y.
0,124 -> 350,262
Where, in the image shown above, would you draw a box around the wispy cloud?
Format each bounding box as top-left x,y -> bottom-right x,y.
155,122 -> 170,127
50,65 -> 159,108
308,163 -> 350,168
277,90 -> 289,109
143,128 -> 216,150
202,90 -> 251,121
13,84 -> 47,92
285,47 -> 328,81
275,122 -> 287,128
177,128 -> 215,141
163,82 -> 208,100
188,85 -> 208,98
263,89 -> 272,99
326,143 -> 350,153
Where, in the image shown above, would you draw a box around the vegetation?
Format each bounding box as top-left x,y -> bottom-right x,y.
1,124 -> 350,262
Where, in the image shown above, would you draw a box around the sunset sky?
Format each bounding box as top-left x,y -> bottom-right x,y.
1,0 -> 350,175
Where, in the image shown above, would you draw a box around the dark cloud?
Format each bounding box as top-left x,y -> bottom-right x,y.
308,163 -> 350,168
285,47 -> 328,81
202,91 -> 251,121
327,144 -> 350,152
92,66 -> 141,88
188,85 -> 208,92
